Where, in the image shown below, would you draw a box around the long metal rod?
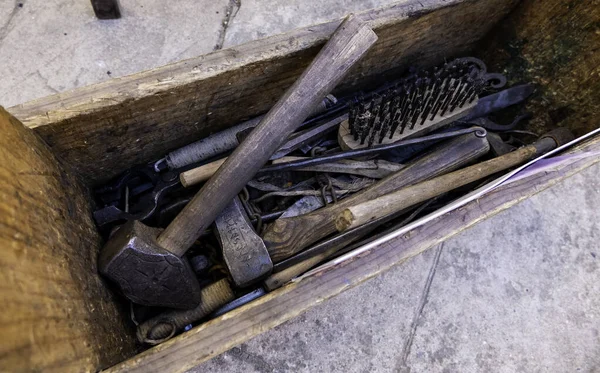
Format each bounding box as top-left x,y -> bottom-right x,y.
260,127 -> 487,173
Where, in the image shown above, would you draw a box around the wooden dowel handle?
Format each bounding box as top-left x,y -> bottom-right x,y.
263,132 -> 490,263
180,158 -> 227,187
264,255 -> 326,291
336,145 -> 539,232
157,15 -> 378,256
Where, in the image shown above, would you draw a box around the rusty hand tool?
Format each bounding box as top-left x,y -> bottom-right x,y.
336,128 -> 574,231
258,127 -> 485,173
459,84 -> 535,122
93,169 -> 181,228
214,196 -> 272,287
136,279 -> 234,345
155,95 -> 339,172
270,156 -> 404,179
98,15 -> 378,309
179,114 -> 346,187
211,288 -> 266,317
262,129 -> 490,263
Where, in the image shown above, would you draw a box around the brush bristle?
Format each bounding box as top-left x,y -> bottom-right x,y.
347,59 -> 487,147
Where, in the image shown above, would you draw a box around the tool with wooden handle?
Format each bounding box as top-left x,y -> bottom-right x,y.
264,199 -> 429,291
262,129 -> 490,263
335,128 -> 574,231
338,57 -> 505,150
157,95 -> 338,172
98,15 -> 378,309
136,279 -> 234,345
180,114 -> 346,187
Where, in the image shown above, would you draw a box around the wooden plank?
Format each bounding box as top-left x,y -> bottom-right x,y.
478,0 -> 600,137
104,136 -> 600,373
7,0 -> 519,184
0,107 -> 137,372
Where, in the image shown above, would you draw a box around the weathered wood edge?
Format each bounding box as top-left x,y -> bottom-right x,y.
0,107 -> 137,373
5,0 -> 468,125
104,136 -> 600,373
8,0 -> 519,183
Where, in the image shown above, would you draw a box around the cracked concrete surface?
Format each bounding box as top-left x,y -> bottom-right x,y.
215,0 -> 241,50
1,1 -> 598,372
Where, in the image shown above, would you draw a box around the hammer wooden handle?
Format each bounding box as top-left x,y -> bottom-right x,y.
336,136 -> 560,231
262,132 -> 490,262
157,15 -> 378,256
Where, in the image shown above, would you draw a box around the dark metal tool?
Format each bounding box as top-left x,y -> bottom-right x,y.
155,96 -> 339,172
259,127 -> 485,173
98,15 -> 378,309
211,288 -> 266,317
459,84 -> 535,122
464,112 -> 532,132
93,168 -> 180,227
262,129 -> 490,263
180,114 -> 347,187
214,196 -> 273,287
99,219 -> 202,309
270,156 -> 404,178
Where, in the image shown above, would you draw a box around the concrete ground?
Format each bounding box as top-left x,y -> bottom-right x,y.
1,1 -> 598,372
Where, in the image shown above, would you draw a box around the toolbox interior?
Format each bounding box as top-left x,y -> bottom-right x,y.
2,0 -> 599,372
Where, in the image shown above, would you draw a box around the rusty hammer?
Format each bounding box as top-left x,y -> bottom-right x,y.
97,15 -> 378,309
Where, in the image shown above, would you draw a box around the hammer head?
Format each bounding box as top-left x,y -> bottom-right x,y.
98,220 -> 201,309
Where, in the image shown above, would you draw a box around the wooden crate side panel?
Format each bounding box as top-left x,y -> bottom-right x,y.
105,137 -> 600,373
478,0 -> 600,137
9,0 -> 518,184
0,107 -> 137,372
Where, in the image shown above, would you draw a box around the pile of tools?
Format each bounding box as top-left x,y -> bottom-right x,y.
93,16 -> 572,345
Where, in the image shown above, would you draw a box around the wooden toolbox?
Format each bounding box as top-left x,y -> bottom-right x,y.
1,0 -> 598,371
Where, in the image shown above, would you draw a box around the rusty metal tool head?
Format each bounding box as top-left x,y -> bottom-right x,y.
98,220 -> 201,309
214,196 -> 273,288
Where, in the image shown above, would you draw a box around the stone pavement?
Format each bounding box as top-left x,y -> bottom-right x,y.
1,1 -> 598,372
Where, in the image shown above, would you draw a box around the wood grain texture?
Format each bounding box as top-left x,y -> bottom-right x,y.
104,135 -> 600,373
263,133 -> 490,262
0,107 -> 136,372
180,158 -> 227,187
156,15 -> 378,255
337,145 -> 537,231
8,0 -> 519,184
478,0 -> 600,137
